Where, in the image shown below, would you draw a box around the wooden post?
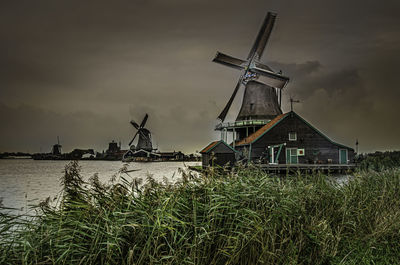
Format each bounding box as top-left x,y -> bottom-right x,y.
233,128 -> 236,148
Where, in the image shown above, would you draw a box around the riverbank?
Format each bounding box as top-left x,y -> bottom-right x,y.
1,162 -> 400,264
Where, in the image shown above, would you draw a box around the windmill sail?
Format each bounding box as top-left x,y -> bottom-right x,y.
247,12 -> 277,60
217,76 -> 243,121
213,11 -> 290,122
213,52 -> 246,70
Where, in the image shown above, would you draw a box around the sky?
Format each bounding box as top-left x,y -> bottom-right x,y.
1,0 -> 399,154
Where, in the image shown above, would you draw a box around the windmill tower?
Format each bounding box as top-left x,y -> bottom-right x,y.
213,12 -> 290,144
128,113 -> 154,152
52,136 -> 62,155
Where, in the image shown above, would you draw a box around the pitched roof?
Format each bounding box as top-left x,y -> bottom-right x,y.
235,111 -> 353,150
200,141 -> 219,153
200,140 -> 238,154
236,113 -> 289,146
293,113 -> 353,150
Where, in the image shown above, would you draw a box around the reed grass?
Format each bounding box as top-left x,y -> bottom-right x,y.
1,162 -> 400,264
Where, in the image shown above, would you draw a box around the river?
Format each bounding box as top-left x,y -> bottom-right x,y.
0,159 -> 200,213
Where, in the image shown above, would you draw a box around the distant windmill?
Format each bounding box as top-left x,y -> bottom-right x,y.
128,114 -> 153,152
52,136 -> 62,155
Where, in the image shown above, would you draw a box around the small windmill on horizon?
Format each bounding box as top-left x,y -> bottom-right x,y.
128,113 -> 154,152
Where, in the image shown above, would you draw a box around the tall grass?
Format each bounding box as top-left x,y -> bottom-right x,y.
1,162 -> 400,264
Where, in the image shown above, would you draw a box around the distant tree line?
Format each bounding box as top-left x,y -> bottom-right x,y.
356,151 -> 400,171
0,152 -> 32,159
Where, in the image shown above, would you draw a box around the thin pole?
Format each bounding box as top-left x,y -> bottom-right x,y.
356,139 -> 359,153
233,128 -> 236,148
290,98 -> 300,112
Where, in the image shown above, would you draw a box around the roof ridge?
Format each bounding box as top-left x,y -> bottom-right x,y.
236,112 -> 289,146
200,140 -> 219,153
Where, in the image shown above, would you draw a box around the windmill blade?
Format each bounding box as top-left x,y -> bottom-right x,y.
253,61 -> 273,72
217,76 -> 243,121
129,131 -> 139,146
247,12 -> 277,61
140,113 -> 148,128
139,128 -> 152,141
130,120 -> 140,130
213,52 -> 247,70
251,68 -> 289,89
138,129 -> 147,139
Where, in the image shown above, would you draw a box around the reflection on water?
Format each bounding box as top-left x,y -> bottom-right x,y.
333,174 -> 353,186
0,159 -> 200,213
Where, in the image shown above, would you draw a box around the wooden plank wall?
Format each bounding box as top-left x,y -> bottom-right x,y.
242,114 -> 355,164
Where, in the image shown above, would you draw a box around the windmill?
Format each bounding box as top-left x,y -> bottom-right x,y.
128,113 -> 153,152
213,12 -> 290,143
52,136 -> 62,155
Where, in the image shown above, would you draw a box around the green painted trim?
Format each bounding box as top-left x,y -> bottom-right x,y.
205,140 -> 238,154
286,148 -> 290,164
249,143 -> 252,160
275,144 -> 284,163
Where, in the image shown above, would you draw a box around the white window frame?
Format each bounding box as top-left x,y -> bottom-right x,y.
289,132 -> 297,141
269,146 -> 278,165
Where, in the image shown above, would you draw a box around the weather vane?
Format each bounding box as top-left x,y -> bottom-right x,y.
290,97 -> 300,112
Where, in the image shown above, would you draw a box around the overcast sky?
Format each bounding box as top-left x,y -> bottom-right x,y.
1,0 -> 399,154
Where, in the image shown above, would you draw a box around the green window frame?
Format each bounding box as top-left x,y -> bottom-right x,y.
286,148 -> 298,164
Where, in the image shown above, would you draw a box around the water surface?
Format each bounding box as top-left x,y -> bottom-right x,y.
0,159 -> 199,213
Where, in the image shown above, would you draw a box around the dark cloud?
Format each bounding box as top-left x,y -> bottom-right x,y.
1,0 -> 400,153
273,61 -> 365,99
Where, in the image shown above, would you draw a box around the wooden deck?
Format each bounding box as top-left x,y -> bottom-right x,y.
259,163 -> 356,174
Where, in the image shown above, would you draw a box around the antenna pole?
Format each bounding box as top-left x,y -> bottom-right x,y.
355,139 -> 359,153
290,98 -> 300,112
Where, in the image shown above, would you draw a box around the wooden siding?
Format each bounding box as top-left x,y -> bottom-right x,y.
201,141 -> 237,167
237,113 -> 355,164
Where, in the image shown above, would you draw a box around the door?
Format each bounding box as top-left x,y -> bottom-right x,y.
269,146 -> 279,164
269,147 -> 275,164
339,149 -> 348,164
286,148 -> 298,164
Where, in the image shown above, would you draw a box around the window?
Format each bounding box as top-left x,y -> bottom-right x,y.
286,148 -> 298,164
289,132 -> 297,141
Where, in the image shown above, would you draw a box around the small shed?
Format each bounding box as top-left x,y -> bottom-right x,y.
200,140 -> 237,168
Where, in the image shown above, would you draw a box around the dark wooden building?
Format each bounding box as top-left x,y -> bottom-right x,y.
235,111 -> 355,165
159,151 -> 185,161
200,140 -> 238,168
